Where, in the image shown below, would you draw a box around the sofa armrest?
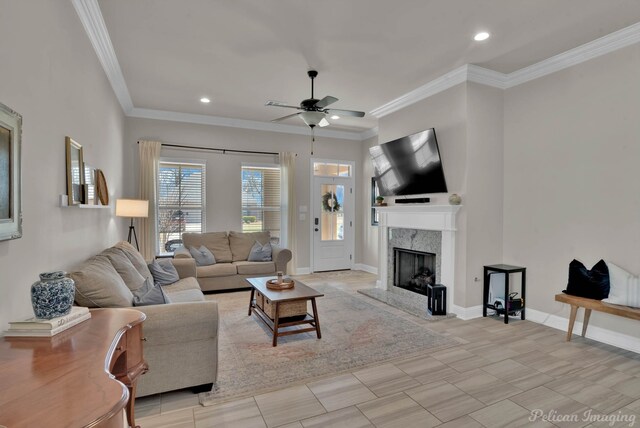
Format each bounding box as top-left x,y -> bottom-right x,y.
174,246 -> 192,259
171,258 -> 197,279
136,301 -> 218,346
272,246 -> 292,274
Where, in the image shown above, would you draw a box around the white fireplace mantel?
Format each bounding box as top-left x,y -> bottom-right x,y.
376,205 -> 460,231
377,205 -> 462,316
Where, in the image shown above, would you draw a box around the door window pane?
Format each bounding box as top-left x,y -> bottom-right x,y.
313,162 -> 352,177
320,184 -> 344,241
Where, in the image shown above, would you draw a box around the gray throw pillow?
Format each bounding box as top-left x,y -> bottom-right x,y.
247,240 -> 272,262
132,277 -> 168,306
148,258 -> 180,286
189,245 -> 216,266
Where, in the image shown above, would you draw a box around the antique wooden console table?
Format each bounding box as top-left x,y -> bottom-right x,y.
0,308 -> 147,428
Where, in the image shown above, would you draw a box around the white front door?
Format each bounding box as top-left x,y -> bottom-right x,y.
311,162 -> 354,272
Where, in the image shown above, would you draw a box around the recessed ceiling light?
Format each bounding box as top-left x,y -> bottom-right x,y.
330,115 -> 340,120
474,32 -> 490,41
200,97 -> 210,103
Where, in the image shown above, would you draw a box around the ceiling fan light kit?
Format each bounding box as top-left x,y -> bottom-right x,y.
265,70 -> 365,151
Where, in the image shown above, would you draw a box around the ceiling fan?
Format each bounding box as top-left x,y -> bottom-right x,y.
265,70 -> 365,133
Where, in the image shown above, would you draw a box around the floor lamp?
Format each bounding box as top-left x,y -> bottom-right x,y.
116,199 -> 149,251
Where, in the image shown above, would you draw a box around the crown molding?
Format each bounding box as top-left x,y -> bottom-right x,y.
506,21 -> 640,88
71,0 -> 133,113
75,1 -> 640,140
359,127 -> 379,141
128,108 -> 364,141
369,65 -> 469,118
466,65 -> 508,89
370,21 -> 640,118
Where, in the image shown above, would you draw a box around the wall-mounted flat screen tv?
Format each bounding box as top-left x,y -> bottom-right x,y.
369,128 -> 448,196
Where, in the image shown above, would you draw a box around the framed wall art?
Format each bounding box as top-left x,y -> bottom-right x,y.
65,137 -> 84,206
0,102 -> 22,241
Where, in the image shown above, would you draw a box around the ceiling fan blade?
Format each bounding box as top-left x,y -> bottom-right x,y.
271,113 -> 300,123
325,108 -> 365,118
318,118 -> 330,127
265,100 -> 301,109
314,96 -> 338,109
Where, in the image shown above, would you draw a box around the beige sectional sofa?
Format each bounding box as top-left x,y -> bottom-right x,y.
178,231 -> 292,292
69,241 -> 218,397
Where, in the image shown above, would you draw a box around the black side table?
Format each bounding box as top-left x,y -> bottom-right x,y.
483,264 -> 526,324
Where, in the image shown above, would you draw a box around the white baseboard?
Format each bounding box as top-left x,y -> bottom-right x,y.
353,264 -> 378,275
294,267 -> 311,275
525,308 -> 640,354
451,304 -> 483,321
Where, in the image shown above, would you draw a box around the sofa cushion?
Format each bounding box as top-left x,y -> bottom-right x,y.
115,241 -> 153,279
162,277 -> 206,303
189,245 -> 216,266
70,255 -> 134,308
197,263 -> 238,278
148,259 -> 180,286
133,277 -> 168,306
234,261 -> 276,275
248,241 -> 272,262
183,232 -> 232,263
229,231 -> 271,261
102,247 -> 148,291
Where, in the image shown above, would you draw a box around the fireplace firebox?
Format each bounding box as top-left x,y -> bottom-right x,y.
393,247 -> 436,296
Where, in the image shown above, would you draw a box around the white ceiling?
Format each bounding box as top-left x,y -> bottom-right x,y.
96,0 -> 640,134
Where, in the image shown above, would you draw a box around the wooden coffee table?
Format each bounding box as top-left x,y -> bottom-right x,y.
246,277 -> 324,346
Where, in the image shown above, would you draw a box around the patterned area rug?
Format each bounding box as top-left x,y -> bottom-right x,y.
358,288 -> 457,321
199,284 -> 457,405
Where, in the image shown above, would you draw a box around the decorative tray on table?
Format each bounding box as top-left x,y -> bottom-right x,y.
266,278 -> 295,290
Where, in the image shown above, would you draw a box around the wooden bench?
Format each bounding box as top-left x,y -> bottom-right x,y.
555,293 -> 640,341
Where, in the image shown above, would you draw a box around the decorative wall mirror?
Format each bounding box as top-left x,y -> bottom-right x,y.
65,137 -> 84,206
0,103 -> 22,241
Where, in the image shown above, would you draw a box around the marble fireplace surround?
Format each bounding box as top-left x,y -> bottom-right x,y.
377,205 -> 461,315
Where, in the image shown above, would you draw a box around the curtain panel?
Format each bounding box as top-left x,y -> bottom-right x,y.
138,140 -> 161,260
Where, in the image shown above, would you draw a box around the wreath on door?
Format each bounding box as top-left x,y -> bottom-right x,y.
322,192 -> 341,212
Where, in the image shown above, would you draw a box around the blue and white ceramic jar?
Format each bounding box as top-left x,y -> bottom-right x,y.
31,271 -> 75,319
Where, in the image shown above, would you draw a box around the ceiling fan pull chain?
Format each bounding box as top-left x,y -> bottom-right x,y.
311,128 -> 315,155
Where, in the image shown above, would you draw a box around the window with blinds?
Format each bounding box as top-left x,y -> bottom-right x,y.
157,161 -> 205,254
241,165 -> 281,243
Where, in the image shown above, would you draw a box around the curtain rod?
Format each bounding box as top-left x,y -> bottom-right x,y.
137,141 -> 279,156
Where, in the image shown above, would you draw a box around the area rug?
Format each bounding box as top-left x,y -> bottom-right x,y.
358,288 -> 457,321
199,284 -> 458,405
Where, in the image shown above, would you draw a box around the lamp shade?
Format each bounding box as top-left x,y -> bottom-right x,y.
116,199 -> 149,218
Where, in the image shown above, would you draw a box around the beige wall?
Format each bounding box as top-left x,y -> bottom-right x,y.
124,118 -> 362,270
464,82 -> 504,306
503,44 -> 640,336
358,135 -> 379,268
0,1 -> 126,331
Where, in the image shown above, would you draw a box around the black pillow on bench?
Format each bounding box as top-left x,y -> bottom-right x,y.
563,259 -> 610,300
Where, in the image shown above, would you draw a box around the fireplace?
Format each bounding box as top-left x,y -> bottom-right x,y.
393,248 -> 436,296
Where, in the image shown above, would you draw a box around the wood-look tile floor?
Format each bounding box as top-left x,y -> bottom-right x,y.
136,271 -> 640,428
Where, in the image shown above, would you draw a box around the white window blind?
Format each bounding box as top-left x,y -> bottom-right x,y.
157,161 -> 205,253
241,165 -> 281,242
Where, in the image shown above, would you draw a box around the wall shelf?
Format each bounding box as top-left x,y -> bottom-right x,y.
59,195 -> 110,209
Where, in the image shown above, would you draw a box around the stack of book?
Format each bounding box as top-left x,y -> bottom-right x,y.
4,306 -> 91,337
